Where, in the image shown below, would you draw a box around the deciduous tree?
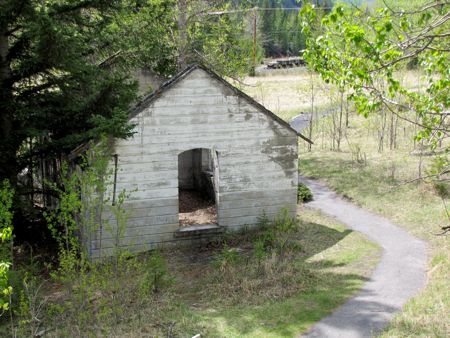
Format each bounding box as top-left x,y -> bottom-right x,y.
300,0 -> 449,174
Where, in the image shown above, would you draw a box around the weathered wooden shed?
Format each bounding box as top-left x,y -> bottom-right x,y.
88,64 -> 310,258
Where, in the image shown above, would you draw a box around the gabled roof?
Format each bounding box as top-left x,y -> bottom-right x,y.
69,64 -> 312,160
129,64 -> 313,144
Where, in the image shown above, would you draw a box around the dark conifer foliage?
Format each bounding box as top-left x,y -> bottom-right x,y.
0,1 -> 255,239
0,1 -> 137,184
257,0 -> 332,57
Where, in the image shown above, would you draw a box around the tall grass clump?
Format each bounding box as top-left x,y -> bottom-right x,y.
208,208 -> 314,305
0,140 -> 174,337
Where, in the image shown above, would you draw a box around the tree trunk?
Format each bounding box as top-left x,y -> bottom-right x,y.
308,70 -> 314,152
177,0 -> 188,71
345,94 -> 349,128
378,109 -> 386,153
389,111 -> 395,150
0,28 -> 18,184
337,90 -> 344,150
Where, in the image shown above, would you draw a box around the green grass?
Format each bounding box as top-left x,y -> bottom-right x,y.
181,209 -> 380,338
300,114 -> 450,338
104,209 -> 380,338
238,69 -> 336,122
2,208 -> 380,338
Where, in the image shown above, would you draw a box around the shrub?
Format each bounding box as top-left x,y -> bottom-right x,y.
253,239 -> 269,261
0,180 -> 14,316
141,251 -> 174,294
256,212 -> 271,231
212,245 -> 241,273
274,207 -> 299,232
433,181 -> 450,199
298,183 -> 313,203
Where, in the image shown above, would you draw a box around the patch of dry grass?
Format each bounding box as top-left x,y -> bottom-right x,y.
236,67 -> 335,122
40,208 -> 378,338
0,207 -> 380,338
175,209 -> 378,337
300,113 -> 449,338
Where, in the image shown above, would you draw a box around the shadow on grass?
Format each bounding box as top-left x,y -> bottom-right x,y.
170,219 -> 370,337
297,221 -> 352,261
194,269 -> 370,338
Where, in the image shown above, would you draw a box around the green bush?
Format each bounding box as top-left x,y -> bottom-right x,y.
433,181 -> 450,199
0,180 -> 14,315
253,239 -> 269,261
256,212 -> 271,231
212,245 -> 241,273
141,251 -> 174,294
275,208 -> 299,232
252,208 -> 301,260
298,183 -> 313,203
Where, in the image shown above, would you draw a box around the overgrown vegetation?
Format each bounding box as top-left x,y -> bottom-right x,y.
207,210 -> 311,305
300,0 -> 449,184
298,183 -> 313,202
0,198 -> 380,337
1,0 -> 447,336
296,17 -> 449,337
167,208 -> 379,337
243,35 -> 448,334
0,180 -> 14,317
0,0 -> 255,244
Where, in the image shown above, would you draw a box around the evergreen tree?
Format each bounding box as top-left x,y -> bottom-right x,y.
0,0 -> 255,238
258,0 -> 307,57
0,1 -> 139,188
180,0 -> 254,77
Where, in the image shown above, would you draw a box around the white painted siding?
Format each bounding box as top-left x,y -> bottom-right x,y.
89,68 -> 298,259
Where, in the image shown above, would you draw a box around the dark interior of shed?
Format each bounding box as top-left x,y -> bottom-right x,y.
178,149 -> 217,226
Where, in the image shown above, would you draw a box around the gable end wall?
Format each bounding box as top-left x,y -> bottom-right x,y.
89,68 -> 298,258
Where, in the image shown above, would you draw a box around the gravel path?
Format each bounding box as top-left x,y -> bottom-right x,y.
298,177 -> 428,338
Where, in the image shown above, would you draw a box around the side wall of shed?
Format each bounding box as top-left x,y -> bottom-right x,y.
89,69 -> 298,259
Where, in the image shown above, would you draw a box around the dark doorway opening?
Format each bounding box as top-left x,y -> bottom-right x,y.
178,149 -> 219,226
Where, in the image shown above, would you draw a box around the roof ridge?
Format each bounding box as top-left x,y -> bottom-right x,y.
69,63 -> 312,160
129,63 -> 312,143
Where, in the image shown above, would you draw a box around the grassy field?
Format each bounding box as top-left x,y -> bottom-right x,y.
299,114 -> 449,337
239,67 -> 424,123
241,67 -> 449,337
113,208 -> 380,338
237,67 -> 335,121
0,208 -> 380,337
